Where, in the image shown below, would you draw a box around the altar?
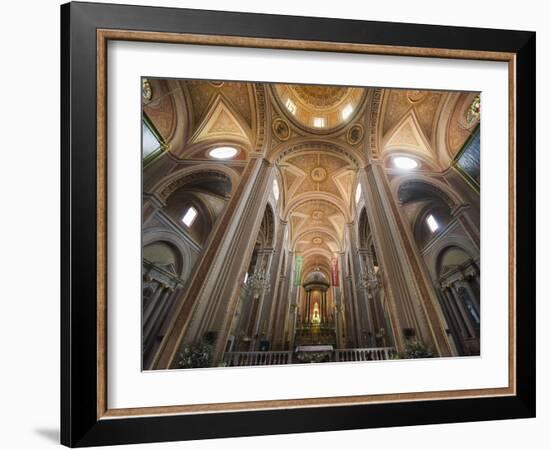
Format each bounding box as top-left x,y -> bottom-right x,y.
294,345 -> 334,363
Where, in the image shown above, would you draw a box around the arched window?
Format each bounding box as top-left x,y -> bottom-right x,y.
273,178 -> 280,202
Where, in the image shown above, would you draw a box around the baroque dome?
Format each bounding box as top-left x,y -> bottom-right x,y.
303,269 -> 330,288
273,83 -> 365,133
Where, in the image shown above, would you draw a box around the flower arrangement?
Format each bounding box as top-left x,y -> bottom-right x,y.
402,340 -> 434,359
177,341 -> 214,369
177,331 -> 218,368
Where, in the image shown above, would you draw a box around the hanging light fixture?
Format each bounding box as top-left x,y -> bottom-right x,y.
245,267 -> 271,299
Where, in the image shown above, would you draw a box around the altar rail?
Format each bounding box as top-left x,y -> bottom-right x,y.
223,351 -> 292,367
334,347 -> 396,362
222,347 -> 396,366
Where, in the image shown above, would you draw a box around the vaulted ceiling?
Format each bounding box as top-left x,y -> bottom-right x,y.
144,78 -> 480,279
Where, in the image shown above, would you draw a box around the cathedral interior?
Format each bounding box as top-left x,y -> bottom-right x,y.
141,78 -> 481,370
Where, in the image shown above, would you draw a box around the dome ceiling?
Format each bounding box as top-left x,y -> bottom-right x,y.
150,78 -> 477,286
273,83 -> 365,132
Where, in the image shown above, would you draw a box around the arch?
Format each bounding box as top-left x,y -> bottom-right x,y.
292,226 -> 342,245
271,166 -> 284,212
392,174 -> 464,209
283,192 -> 351,222
150,164 -> 238,202
411,199 -> 453,248
429,239 -> 478,280
357,207 -> 371,249
142,227 -> 196,280
174,139 -> 251,162
382,149 -> 440,172
268,137 -> 365,168
261,203 -> 276,248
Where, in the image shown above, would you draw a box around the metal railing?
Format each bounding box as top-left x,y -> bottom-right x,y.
334,347 -> 396,362
222,351 -> 292,367
222,347 -> 397,366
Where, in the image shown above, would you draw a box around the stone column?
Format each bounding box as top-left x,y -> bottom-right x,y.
272,249 -> 293,349
460,279 -> 480,317
264,221 -> 288,347
305,290 -> 311,323
346,223 -> 372,346
143,286 -> 172,354
437,287 -> 464,355
250,249 -> 274,348
152,157 -> 274,369
450,284 -> 476,338
451,204 -> 480,250
443,287 -> 469,339
143,281 -> 164,323
359,162 -> 452,355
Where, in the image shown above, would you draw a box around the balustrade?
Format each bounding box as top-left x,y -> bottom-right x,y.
222,346 -> 396,366
223,350 -> 292,366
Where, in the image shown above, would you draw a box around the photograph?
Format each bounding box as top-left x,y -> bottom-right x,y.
141,78 -> 481,370
54,1 -> 536,446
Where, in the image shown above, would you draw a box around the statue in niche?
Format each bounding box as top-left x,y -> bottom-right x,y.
312,302 -> 321,324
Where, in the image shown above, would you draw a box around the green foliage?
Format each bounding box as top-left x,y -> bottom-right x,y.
402,340 -> 434,359
177,342 -> 214,369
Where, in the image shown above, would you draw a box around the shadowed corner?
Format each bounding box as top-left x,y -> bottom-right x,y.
34,428 -> 60,444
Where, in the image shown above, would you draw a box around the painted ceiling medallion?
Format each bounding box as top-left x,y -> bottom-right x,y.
310,167 -> 327,183
311,210 -> 324,220
142,78 -> 152,102
347,123 -> 364,145
407,90 -> 426,103
312,237 -> 323,245
209,80 -> 224,87
272,117 -> 291,141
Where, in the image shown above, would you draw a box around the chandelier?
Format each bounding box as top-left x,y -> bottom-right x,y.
246,267 -> 271,299
357,268 -> 380,294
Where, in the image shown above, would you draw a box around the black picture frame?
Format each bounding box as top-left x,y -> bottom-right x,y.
61,1 -> 536,447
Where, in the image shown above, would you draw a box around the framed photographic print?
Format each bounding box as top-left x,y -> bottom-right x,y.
61,1 -> 536,447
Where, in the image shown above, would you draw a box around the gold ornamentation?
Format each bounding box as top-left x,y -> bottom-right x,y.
291,85 -> 349,109
272,117 -> 290,141
142,78 -> 152,102
346,123 -> 364,145
407,90 -> 426,103
312,237 -> 323,245
310,167 -> 327,182
466,94 -> 481,124
311,210 -> 324,220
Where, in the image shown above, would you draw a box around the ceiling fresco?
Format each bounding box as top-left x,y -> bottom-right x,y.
147,79 -> 479,279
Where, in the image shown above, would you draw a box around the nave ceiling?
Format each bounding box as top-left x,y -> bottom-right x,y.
144,78 -> 480,277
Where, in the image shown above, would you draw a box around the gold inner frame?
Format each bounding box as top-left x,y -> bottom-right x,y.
96,28 -> 516,420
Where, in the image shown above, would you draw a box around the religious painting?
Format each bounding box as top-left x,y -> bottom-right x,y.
141,79 -> 482,370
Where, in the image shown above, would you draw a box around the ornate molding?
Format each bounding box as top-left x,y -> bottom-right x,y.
367,88 -> 383,156
158,170 -> 231,201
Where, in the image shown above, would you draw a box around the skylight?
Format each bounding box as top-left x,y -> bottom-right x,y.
313,117 -> 326,128
342,103 -> 353,120
209,146 -> 238,159
182,207 -> 198,227
285,99 -> 297,115
426,214 -> 439,233
393,156 -> 418,170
